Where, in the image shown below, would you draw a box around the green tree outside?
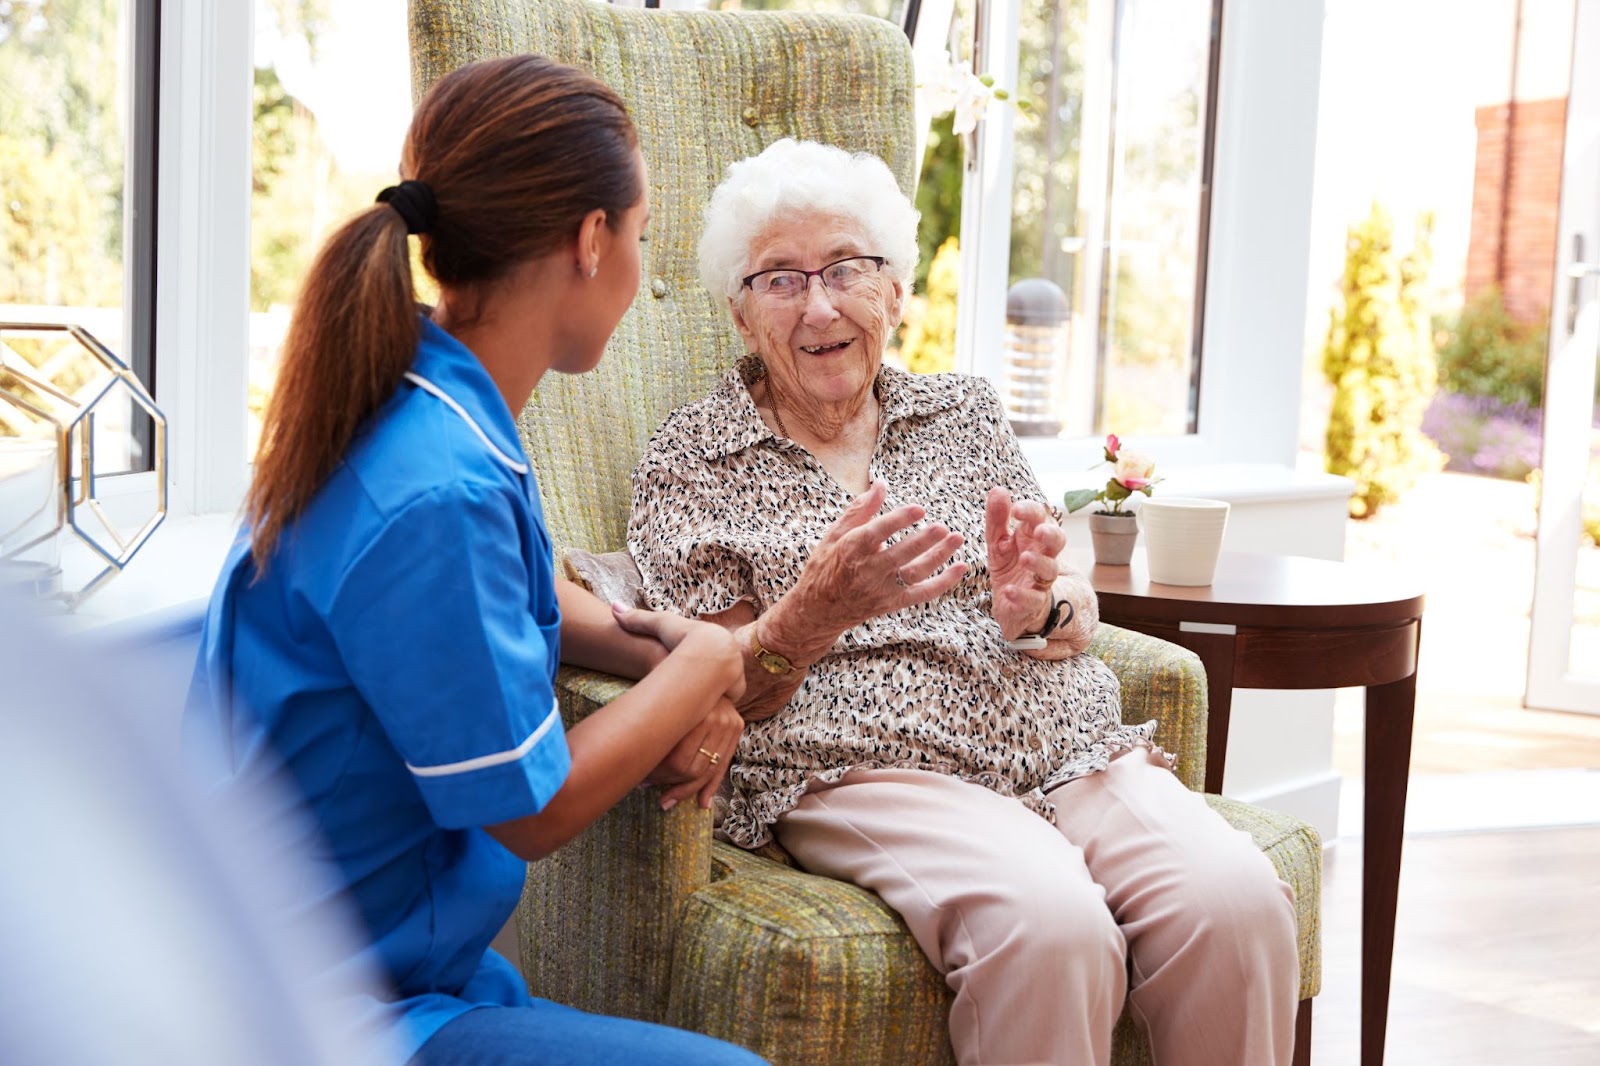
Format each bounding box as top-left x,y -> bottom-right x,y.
0,0 -> 125,307
899,236 -> 961,373
1322,205 -> 1443,518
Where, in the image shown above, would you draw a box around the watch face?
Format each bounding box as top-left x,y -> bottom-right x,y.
757,651 -> 790,675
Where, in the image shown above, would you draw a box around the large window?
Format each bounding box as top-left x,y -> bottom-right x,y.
121,0 -> 1314,536
704,0 -> 907,17
0,0 -> 158,475
248,0 -> 412,456
951,0 -> 1220,443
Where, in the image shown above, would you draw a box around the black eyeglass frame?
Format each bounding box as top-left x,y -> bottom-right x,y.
741,255 -> 888,295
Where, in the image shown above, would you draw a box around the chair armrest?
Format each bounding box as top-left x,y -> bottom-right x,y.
1088,623 -> 1209,792
514,665 -> 714,1024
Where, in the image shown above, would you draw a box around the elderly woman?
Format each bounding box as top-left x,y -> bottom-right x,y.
624,139 -> 1298,1066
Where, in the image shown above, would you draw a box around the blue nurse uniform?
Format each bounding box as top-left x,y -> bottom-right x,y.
185,318 -> 760,1065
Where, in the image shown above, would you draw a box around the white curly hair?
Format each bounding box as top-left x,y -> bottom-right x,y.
697,138 -> 920,302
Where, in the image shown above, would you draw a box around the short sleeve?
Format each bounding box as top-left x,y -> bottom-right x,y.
329,484 -> 569,829
627,452 -> 754,619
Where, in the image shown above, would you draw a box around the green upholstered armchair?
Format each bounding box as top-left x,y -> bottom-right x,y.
408,2 -> 1320,1063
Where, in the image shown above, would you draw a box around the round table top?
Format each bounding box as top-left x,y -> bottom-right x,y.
1067,548 -> 1426,628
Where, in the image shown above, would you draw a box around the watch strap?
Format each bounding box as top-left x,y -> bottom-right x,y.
1007,595 -> 1073,651
749,620 -> 795,675
1040,595 -> 1073,636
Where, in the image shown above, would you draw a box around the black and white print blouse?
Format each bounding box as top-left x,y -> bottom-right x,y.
628,358 -> 1165,849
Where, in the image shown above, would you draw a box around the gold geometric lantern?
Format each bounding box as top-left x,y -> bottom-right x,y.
0,321 -> 168,608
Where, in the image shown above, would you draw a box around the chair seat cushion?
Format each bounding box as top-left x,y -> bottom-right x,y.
667,843 -> 953,1065
667,799 -> 1320,1066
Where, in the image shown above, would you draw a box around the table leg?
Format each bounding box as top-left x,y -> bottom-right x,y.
1293,998 -> 1313,1066
1361,669 -> 1418,1066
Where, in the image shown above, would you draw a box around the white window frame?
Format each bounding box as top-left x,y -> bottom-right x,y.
126,0 -> 1324,519
154,0 -> 253,520
945,0 -> 1325,473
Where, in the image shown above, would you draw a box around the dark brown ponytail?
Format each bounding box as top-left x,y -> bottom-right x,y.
246,55 -> 640,566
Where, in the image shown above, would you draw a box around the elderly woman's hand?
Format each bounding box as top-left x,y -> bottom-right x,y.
784,480 -> 968,636
985,486 -> 1067,640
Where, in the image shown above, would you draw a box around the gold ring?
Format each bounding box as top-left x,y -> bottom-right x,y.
1032,574 -> 1055,591
698,747 -> 721,766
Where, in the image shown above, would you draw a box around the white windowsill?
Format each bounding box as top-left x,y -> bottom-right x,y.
1021,444 -> 1353,511
55,513 -> 238,637
40,459 -> 1351,639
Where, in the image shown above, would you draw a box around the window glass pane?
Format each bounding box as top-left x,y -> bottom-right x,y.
0,0 -> 145,474
250,0 -> 412,457
1004,0 -> 1213,439
706,0 -> 906,20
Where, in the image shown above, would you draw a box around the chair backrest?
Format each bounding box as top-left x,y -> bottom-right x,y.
410,0 -> 917,557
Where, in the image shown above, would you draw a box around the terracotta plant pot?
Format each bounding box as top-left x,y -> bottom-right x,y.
1088,512 -> 1139,565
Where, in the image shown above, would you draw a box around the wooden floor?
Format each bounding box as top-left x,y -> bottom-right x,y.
1310,825 -> 1600,1064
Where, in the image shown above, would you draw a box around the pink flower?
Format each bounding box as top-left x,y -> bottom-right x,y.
1114,450 -> 1156,484
1062,433 -> 1162,517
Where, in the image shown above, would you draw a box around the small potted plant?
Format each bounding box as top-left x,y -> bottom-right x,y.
1063,434 -> 1159,565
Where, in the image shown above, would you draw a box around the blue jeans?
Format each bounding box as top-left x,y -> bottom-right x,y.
409,1002 -> 768,1066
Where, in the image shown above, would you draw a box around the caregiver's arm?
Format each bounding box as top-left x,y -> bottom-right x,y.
556,576 -> 667,678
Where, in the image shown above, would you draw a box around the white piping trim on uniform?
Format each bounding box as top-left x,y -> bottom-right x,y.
406,699 -> 561,778
404,371 -> 530,474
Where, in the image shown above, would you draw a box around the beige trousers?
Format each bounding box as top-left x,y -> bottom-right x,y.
773,750 -> 1299,1066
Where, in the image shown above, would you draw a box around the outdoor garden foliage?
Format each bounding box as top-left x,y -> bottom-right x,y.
1322,205 -> 1443,518
899,237 -> 960,375
1433,287 -> 1548,409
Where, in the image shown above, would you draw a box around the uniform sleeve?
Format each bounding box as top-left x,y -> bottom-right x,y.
328,484 -> 569,829
627,450 -> 755,619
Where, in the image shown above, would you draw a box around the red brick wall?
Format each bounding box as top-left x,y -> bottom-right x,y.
1465,96 -> 1568,325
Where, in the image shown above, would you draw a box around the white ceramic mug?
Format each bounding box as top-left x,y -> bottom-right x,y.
1137,496 -> 1230,585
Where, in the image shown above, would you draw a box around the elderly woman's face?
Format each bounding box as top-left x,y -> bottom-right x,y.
730,215 -> 904,414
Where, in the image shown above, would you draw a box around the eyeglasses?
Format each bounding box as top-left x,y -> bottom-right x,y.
741,255 -> 887,300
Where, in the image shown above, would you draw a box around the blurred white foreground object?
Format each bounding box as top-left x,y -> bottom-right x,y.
0,595 -> 398,1066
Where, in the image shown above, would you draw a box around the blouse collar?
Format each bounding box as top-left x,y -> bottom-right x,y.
699,355 -> 970,460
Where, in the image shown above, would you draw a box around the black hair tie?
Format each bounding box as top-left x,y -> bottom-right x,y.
376,179 -> 438,235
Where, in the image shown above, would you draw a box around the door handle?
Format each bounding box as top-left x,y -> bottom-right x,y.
1567,234 -> 1599,335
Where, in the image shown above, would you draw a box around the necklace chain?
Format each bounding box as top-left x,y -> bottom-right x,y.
764,379 -> 882,446
769,386 -> 790,439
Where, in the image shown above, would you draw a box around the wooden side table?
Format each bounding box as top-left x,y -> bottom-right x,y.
1071,548 -> 1425,1066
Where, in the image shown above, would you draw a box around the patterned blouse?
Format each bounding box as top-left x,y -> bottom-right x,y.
628,358 -> 1163,848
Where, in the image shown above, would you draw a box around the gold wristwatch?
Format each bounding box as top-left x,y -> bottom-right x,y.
749,621 -> 795,676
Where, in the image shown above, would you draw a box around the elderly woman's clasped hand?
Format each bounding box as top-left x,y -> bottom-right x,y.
984,486 -> 1066,641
